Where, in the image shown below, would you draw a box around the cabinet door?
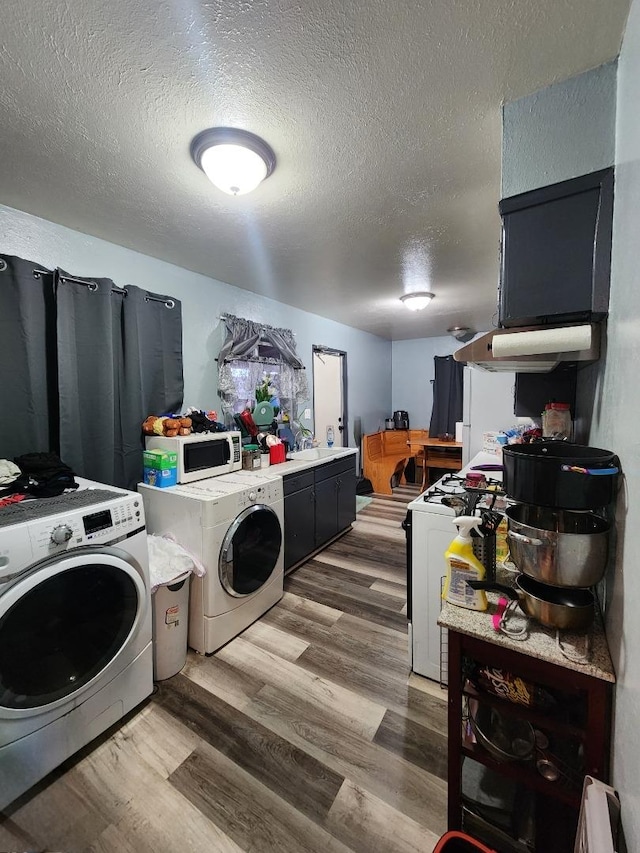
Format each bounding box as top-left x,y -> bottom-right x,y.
315,475 -> 338,547
284,486 -> 315,571
337,470 -> 356,531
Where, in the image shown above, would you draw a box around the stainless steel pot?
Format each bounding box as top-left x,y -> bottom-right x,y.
506,504 -> 610,588
469,576 -> 595,631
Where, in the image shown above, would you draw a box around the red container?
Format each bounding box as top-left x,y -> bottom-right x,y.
433,831 -> 496,853
269,443 -> 286,465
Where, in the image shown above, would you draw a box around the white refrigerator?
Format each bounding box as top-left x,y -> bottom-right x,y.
461,366 -> 517,465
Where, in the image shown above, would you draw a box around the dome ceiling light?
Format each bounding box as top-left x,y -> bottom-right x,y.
399,291 -> 435,311
448,326 -> 473,342
190,127 -> 276,196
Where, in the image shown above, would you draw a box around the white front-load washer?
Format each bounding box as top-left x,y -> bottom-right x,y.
0,479 -> 153,810
139,470 -> 284,654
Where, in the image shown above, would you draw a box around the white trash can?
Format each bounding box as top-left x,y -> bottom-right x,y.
152,571 -> 191,681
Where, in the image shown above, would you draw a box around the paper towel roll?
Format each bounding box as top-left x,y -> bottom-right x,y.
492,325 -> 592,359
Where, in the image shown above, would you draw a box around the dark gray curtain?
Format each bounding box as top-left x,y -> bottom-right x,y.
429,355 -> 464,438
0,256 -> 56,460
57,273 -> 183,489
120,285 -> 183,488
0,254 -> 183,490
56,270 -> 124,485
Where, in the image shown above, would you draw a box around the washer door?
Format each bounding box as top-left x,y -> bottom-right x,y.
219,504 -> 282,597
0,550 -> 147,712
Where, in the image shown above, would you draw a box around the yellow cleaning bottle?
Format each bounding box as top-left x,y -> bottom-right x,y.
442,516 -> 488,611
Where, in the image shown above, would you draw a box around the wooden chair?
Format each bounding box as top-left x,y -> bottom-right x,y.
362,431 -> 410,496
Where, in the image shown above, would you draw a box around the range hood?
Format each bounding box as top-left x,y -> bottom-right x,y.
453,323 -> 601,373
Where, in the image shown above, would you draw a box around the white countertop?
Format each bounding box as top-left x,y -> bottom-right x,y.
268,446 -> 358,477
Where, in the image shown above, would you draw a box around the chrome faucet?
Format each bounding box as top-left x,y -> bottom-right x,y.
291,421 -> 314,451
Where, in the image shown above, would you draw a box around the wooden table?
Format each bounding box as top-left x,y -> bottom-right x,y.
407,437 -> 463,490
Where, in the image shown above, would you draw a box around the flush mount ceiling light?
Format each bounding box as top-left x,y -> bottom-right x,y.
190,127 -> 276,196
399,291 -> 435,311
448,326 -> 473,342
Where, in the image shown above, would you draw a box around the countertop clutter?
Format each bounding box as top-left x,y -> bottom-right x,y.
440,555 -> 615,852
438,584 -> 615,683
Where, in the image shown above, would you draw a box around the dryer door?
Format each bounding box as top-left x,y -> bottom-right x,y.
219,504 -> 282,597
0,550 -> 147,713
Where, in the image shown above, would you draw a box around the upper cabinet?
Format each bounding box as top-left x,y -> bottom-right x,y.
498,168 -> 614,329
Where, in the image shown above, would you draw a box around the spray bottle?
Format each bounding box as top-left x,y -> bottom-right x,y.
442,516 -> 488,611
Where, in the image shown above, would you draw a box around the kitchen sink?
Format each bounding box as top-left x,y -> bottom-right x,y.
286,447 -> 346,461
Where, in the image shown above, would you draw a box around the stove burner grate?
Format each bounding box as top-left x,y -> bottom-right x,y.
423,485 -> 466,502
441,473 -> 466,487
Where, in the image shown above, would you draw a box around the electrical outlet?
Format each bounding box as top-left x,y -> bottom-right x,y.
303,408 -> 311,420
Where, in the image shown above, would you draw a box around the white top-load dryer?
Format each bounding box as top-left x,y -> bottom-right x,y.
0,478 -> 153,810
139,469 -> 284,654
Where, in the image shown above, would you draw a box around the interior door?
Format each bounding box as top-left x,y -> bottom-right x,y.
312,347 -> 347,447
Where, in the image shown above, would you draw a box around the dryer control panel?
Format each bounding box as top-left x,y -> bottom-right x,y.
28,496 -> 143,556
0,490 -> 145,576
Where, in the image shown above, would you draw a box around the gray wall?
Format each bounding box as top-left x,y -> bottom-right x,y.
0,203 -> 392,442
502,61 -> 617,197
391,335 -> 458,431
589,4 -> 640,847
502,47 -> 640,848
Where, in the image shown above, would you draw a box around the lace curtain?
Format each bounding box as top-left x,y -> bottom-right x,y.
217,314 -> 308,422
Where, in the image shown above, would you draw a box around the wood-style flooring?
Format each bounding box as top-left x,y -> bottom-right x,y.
0,484 -> 448,853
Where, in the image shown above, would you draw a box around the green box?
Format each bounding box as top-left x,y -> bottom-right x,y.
143,449 -> 178,470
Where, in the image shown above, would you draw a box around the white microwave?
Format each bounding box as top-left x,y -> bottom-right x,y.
145,431 -> 242,483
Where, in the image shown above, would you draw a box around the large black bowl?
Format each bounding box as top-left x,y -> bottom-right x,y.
502,441 -> 619,509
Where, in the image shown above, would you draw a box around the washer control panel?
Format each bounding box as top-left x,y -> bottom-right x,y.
236,482 -> 282,508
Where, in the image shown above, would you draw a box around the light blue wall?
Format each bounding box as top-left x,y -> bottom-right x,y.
0,203 -> 392,441
502,61 -> 617,197
588,4 -> 640,847
502,49 -> 640,848
391,335 -> 458,430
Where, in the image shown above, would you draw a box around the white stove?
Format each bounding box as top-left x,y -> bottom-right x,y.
407,452 -> 504,682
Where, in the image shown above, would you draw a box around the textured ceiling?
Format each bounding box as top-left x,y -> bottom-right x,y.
0,0 -> 630,340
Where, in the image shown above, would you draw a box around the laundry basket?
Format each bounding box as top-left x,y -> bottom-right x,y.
433,831 -> 496,853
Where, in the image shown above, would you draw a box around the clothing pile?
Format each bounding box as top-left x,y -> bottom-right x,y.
0,453 -> 78,505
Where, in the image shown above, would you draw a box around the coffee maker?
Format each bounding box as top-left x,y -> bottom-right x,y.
393,410 -> 409,430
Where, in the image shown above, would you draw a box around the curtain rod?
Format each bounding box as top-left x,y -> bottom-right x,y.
32,268 -> 175,307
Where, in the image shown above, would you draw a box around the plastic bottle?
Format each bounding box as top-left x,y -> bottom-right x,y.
442,516 -> 488,611
542,401 -> 572,439
495,516 -> 510,566
326,425 -> 335,447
